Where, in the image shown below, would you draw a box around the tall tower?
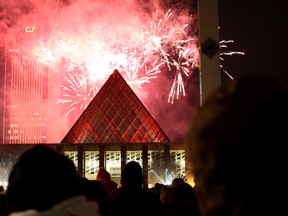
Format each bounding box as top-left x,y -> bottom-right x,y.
197,0 -> 221,104
2,28 -> 49,144
185,0 -> 221,185
1,0 -> 64,144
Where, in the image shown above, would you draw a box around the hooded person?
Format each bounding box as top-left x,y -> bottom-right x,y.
6,145 -> 100,216
96,167 -> 117,195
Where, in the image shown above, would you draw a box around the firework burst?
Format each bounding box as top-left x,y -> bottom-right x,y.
220,40 -> 245,79
56,71 -> 98,116
53,8 -> 199,112
28,1 -> 236,117
117,50 -> 157,89
34,10 -> 242,116
139,9 -> 199,103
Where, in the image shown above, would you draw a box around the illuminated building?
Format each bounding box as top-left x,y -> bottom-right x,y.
61,70 -> 185,186
0,0 -> 65,144
1,27 -> 49,144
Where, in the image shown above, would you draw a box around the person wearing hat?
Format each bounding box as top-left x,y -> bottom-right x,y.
96,167 -> 118,196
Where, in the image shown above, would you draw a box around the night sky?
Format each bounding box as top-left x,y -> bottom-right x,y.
218,0 -> 288,84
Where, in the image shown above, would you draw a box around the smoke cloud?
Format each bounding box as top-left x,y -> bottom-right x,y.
1,0 -> 198,142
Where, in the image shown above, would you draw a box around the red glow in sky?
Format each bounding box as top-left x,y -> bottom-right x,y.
0,0 -> 199,142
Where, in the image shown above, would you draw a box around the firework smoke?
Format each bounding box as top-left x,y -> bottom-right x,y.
1,0 -> 198,142
0,0 -> 241,143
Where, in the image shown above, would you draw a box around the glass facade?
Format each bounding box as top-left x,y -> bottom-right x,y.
61,70 -> 170,143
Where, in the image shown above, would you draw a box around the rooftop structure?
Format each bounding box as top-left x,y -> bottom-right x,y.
61,69 -> 171,144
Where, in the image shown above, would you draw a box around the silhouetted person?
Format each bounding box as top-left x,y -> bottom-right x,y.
80,178 -> 112,216
0,190 -> 8,216
110,161 -> 163,216
6,145 -> 100,216
160,184 -> 173,205
185,73 -> 288,216
171,177 -> 185,186
96,167 -> 118,196
159,184 -> 173,216
166,182 -> 200,216
150,182 -> 164,199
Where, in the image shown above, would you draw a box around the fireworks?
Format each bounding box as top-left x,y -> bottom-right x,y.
34,7 -> 199,114
150,169 -> 176,185
56,71 -> 98,116
140,9 -> 199,103
220,40 -> 245,79
0,152 -> 16,189
2,0 -> 246,144
117,50 -> 158,89
28,4 -> 240,116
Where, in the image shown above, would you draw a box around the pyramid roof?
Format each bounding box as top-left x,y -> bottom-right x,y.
61,69 -> 170,143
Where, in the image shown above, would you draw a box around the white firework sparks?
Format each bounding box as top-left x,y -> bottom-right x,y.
220,40 -> 245,79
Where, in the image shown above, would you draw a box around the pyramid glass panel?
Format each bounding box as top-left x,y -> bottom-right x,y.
61,70 -> 170,143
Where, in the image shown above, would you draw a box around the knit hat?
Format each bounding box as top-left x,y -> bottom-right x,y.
96,167 -> 111,181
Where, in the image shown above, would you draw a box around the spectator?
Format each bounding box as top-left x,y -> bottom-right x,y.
80,178 -> 112,216
159,184 -> 173,215
110,161 -> 164,216
6,145 -> 100,216
150,182 -> 164,199
171,177 -> 185,186
96,167 -> 118,196
185,73 -> 288,216
166,182 -> 200,216
0,189 -> 8,216
160,184 -> 173,205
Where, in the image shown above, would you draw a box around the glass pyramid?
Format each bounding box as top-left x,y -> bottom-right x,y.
61,69 -> 171,143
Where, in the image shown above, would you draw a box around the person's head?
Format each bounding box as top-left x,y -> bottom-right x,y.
160,184 -> 172,204
120,161 -> 142,188
171,177 -> 185,186
167,182 -> 200,216
185,73 -> 288,215
6,145 -> 81,212
169,182 -> 196,203
0,185 -> 4,193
